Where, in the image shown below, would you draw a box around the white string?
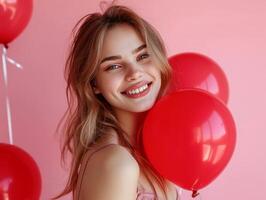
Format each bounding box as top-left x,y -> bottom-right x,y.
1,44 -> 23,144
5,95 -> 13,144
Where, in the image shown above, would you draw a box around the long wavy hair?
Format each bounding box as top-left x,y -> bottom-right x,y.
53,3 -> 172,200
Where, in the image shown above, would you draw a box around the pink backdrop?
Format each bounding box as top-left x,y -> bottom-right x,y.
1,0 -> 265,199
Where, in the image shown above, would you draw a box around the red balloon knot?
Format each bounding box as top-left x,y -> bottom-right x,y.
192,190 -> 200,198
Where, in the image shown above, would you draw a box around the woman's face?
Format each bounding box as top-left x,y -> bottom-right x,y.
94,24 -> 161,113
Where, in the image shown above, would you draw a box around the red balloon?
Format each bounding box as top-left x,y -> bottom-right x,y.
142,89 -> 236,192
0,143 -> 42,200
168,52 -> 229,104
0,0 -> 33,45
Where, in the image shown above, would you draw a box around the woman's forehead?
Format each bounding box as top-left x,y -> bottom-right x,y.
100,24 -> 145,58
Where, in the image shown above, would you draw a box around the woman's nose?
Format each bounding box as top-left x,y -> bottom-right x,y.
125,64 -> 144,81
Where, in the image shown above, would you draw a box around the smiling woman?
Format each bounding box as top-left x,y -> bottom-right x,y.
53,2 -> 176,200
94,23 -> 162,113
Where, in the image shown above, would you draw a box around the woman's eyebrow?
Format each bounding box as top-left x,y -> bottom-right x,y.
100,44 -> 147,64
132,44 -> 146,54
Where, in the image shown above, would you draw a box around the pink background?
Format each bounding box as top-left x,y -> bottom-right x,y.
1,0 -> 266,199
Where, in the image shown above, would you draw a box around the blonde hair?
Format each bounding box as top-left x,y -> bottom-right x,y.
54,3 -> 172,200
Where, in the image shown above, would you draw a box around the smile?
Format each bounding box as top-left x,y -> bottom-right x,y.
122,82 -> 152,98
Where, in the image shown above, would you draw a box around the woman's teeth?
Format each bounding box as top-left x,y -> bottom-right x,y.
127,84 -> 149,95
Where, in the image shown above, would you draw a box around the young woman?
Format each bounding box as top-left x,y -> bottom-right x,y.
54,3 -> 179,200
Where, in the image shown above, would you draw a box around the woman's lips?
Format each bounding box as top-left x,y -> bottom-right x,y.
121,82 -> 152,98
122,81 -> 152,94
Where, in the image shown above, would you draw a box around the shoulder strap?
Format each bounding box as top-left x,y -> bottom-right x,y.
176,187 -> 182,200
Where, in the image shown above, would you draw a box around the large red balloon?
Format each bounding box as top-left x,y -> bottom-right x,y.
142,89 -> 236,192
168,53 -> 229,104
0,143 -> 42,200
0,0 -> 33,45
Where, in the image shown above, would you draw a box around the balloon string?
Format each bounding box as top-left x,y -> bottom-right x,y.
1,45 -> 23,144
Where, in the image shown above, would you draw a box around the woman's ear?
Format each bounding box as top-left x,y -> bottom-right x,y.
91,79 -> 101,94
93,86 -> 101,94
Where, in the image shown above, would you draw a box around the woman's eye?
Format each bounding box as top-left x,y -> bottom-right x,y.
106,64 -> 121,71
137,53 -> 150,61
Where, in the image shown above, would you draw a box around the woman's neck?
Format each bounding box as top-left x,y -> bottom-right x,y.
114,108 -> 148,146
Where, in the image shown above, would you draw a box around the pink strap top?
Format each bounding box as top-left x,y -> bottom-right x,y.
77,143 -> 179,200
137,186 -> 179,200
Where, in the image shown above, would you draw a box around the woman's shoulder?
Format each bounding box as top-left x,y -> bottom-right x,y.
89,143 -> 139,171
76,138 -> 140,199
86,128 -> 136,165
80,127 -> 140,179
